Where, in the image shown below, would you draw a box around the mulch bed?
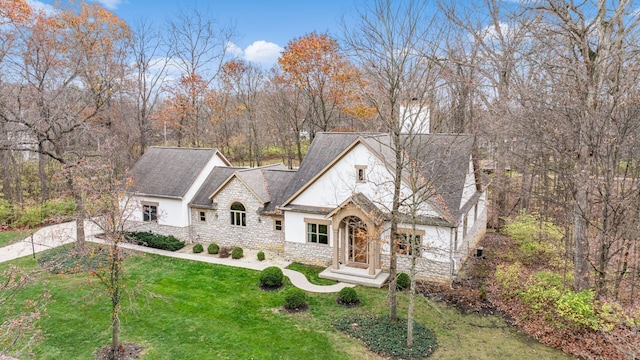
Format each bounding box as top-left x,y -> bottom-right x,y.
95,343 -> 143,360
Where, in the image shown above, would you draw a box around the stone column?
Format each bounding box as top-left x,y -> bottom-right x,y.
368,240 -> 375,275
332,227 -> 339,270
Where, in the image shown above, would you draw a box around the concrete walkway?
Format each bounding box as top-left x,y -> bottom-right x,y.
0,221 -> 353,293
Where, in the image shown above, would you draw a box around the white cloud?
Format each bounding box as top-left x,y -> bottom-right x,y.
91,0 -> 123,10
243,41 -> 283,67
225,42 -> 244,58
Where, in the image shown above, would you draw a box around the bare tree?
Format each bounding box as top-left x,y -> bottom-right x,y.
130,19 -> 169,157
343,0 -> 444,324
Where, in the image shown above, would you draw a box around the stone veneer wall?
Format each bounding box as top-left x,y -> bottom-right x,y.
189,178 -> 285,252
380,254 -> 452,283
124,221 -> 190,240
284,242 -> 333,267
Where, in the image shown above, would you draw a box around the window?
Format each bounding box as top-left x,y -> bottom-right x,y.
396,229 -> 424,256
199,211 -> 206,222
307,223 -> 328,244
355,165 -> 367,183
274,219 -> 283,231
230,202 -> 246,227
142,204 -> 157,222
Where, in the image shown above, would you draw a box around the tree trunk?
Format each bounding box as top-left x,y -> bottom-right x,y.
66,169 -> 86,252
389,130 -> 403,323
573,144 -> 590,291
38,145 -> 49,203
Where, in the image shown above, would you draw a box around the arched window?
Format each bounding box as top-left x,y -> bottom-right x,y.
230,202 -> 246,227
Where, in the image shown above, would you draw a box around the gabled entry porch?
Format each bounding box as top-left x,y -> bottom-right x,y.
318,195 -> 390,287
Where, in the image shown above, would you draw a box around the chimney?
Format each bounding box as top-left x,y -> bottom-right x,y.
400,99 -> 430,134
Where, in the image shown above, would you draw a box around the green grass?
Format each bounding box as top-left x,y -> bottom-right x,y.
2,253 -> 574,360
0,228 -> 34,247
286,262 -> 338,286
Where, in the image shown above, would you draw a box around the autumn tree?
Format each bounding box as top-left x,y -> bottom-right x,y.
265,69 -> 308,167
164,6 -> 235,147
0,2 -> 131,251
278,32 -> 366,140
220,60 -> 266,166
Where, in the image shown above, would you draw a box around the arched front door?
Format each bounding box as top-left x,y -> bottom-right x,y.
345,216 -> 367,266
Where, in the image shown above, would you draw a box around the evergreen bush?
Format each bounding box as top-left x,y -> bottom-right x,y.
396,272 -> 410,290
260,266 -> 283,288
284,288 -> 307,310
257,251 -> 265,261
231,247 -> 243,259
193,244 -> 204,253
337,287 -> 359,305
207,243 -> 219,254
126,231 -> 185,251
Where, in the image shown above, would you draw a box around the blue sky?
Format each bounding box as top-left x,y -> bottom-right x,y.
30,0 -> 359,67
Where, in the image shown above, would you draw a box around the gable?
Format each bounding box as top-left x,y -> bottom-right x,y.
287,142 -> 441,217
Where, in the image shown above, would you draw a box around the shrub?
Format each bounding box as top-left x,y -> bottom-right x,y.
257,251 -> 265,261
396,272 -> 410,290
502,213 -> 563,265
494,262 -> 522,297
556,289 -> 599,330
337,287 -> 359,305
192,244 -> 203,253
126,231 -> 185,251
260,266 -> 283,288
231,247 -> 243,259
284,288 -> 307,310
218,246 -> 231,258
207,243 -> 219,254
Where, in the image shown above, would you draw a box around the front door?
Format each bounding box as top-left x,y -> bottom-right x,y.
347,218 -> 368,266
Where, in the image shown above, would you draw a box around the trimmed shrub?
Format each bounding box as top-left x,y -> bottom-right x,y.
231,247 -> 243,259
192,244 -> 203,253
284,288 -> 307,310
127,231 -> 185,251
396,272 -> 410,290
260,266 -> 283,288
257,251 -> 265,261
207,243 -> 220,254
218,246 -> 231,258
337,287 -> 359,305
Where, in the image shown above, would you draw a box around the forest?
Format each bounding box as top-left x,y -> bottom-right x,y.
1,0 -> 639,358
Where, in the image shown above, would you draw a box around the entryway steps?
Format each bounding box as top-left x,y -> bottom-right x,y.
319,266 -> 390,288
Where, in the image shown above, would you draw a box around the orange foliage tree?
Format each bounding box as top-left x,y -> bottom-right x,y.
0,1 -> 131,251
278,32 -> 371,139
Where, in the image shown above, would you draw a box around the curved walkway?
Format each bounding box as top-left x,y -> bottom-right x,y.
0,220 -> 354,293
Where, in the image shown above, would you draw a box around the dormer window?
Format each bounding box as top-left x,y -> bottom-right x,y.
355,165 -> 367,183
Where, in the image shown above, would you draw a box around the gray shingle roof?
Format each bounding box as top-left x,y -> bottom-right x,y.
189,166 -> 243,208
261,169 -> 297,214
281,132 -> 362,203
127,147 -> 221,199
283,132 -> 477,223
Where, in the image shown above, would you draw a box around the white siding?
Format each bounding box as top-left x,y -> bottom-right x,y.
380,223 -> 451,263
291,143 -> 438,217
460,156 -> 477,208
284,211 -> 334,247
129,196 -> 185,227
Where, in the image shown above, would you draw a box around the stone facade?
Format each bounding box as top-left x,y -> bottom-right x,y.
125,221 -> 190,239
380,254 -> 452,283
284,241 -> 333,267
189,178 -> 285,252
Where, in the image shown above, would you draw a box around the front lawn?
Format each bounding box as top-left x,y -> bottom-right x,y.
0,228 -> 34,247
2,253 -> 574,359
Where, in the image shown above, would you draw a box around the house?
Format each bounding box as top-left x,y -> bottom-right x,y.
125,147 -> 231,238
125,133 -> 487,286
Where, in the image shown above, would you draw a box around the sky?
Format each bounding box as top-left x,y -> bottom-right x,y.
30,0 -> 359,67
